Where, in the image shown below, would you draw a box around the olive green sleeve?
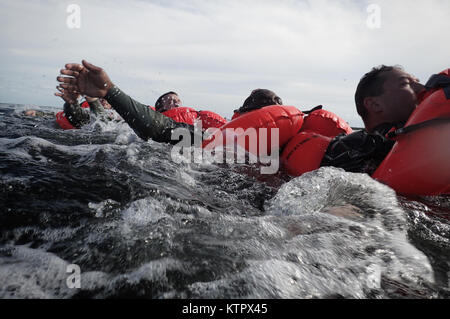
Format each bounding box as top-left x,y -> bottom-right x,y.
87,99 -> 105,116
63,102 -> 90,128
104,86 -> 199,144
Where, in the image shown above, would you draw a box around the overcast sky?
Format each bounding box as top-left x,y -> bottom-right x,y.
0,0 -> 449,126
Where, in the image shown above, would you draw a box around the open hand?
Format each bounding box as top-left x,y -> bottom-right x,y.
57,60 -> 114,98
54,85 -> 80,104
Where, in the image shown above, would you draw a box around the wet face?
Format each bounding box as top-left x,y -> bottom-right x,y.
376,69 -> 425,125
159,94 -> 181,112
23,110 -> 37,117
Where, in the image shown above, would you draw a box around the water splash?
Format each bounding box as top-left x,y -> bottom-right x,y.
0,104 -> 448,298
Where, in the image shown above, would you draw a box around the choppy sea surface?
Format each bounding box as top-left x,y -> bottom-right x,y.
0,103 -> 449,299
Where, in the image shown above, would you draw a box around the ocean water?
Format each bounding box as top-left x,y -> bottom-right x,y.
0,103 -> 449,299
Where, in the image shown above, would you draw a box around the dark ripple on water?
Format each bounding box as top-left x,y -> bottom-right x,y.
0,103 -> 449,299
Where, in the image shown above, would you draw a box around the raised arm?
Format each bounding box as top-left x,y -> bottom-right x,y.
84,96 -> 106,116
57,60 -> 197,143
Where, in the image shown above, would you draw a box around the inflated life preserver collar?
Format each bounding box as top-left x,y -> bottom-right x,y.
425,73 -> 450,98
202,104 -> 304,154
280,107 -> 352,177
162,106 -> 227,129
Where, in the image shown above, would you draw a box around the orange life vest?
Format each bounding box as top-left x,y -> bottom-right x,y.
162,107 -> 227,129
280,108 -> 353,176
202,105 -> 304,157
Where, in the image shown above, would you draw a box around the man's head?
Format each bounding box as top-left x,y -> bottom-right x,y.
23,109 -> 37,117
238,89 -> 283,114
355,65 -> 425,132
155,92 -> 182,113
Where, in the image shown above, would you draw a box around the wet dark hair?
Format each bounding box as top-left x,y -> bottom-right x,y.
237,89 -> 283,114
355,65 -> 403,121
155,91 -> 178,112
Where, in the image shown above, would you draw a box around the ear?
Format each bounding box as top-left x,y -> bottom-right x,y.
363,96 -> 383,114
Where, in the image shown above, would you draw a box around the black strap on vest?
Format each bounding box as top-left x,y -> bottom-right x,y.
302,105 -> 323,114
387,117 -> 450,138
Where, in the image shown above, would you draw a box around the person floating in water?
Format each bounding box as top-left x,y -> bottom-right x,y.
320,65 -> 426,175
232,89 -> 283,119
151,91 -> 227,128
154,91 -> 182,113
57,60 -> 442,179
57,60 -> 228,139
22,109 -> 55,117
